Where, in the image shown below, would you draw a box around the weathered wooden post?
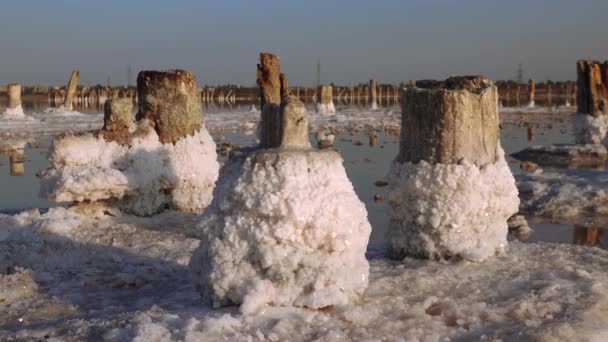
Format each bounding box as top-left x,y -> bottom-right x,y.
516,84 -> 521,107
101,98 -> 135,144
7,83 -> 21,110
64,70 -> 80,111
256,52 -> 282,148
137,70 -> 203,144
547,82 -> 553,106
317,84 -> 335,114
386,76 -> 519,262
527,79 -> 535,107
369,79 -> 378,110
574,60 -> 608,145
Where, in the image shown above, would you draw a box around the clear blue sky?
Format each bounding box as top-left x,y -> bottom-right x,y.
0,0 -> 606,86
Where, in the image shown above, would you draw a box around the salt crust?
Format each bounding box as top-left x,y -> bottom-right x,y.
190,149 -> 371,313
316,102 -> 336,115
2,209 -> 608,340
517,169 -> 608,220
40,127 -> 219,215
573,113 -> 608,145
386,146 -> 519,261
0,105 -> 26,119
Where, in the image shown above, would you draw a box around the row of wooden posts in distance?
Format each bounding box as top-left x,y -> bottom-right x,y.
2,72 -> 579,109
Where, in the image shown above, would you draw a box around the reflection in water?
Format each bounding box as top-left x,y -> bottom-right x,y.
9,151 -> 25,176
573,225 -> 605,247
0,143 -> 27,177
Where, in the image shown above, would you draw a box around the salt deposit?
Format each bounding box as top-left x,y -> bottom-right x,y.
573,113 -> 608,145
316,101 -> 336,115
387,146 -> 520,261
191,149 -> 371,313
1,208 -> 608,340
517,168 -> 608,222
40,125 -> 218,215
0,105 -> 26,119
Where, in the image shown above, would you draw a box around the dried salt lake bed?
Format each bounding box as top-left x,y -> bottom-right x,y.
2,103 -> 608,341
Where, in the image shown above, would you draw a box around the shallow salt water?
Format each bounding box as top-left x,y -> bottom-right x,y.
1,102 -> 604,248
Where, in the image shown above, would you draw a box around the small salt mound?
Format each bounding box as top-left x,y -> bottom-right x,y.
386,145 -> 519,262
190,149 -> 371,313
0,105 -> 36,121
573,113 -> 608,146
316,102 -> 336,115
40,127 -> 219,215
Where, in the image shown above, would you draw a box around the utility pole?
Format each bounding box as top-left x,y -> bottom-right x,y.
517,64 -> 523,84
317,58 -> 321,87
127,64 -> 132,86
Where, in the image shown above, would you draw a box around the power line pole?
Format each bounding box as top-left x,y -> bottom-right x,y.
317,58 -> 321,87
517,64 -> 523,84
127,64 -> 132,87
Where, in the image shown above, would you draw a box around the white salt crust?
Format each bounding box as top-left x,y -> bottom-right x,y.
190,149 -> 371,313
573,113 -> 608,146
316,102 -> 336,115
3,208 -> 608,340
40,127 -> 219,215
386,146 -> 520,262
0,105 -> 26,119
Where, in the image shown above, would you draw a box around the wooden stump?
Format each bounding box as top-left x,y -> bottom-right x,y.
527,79 -> 535,106
136,70 -> 203,144
577,60 -> 608,116
102,98 -> 134,144
64,70 -> 80,111
257,53 -> 282,148
369,79 -> 378,109
7,83 -> 21,109
398,76 -> 499,167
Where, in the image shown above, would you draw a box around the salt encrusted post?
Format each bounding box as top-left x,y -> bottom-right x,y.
64,70 -> 80,111
257,53 -> 282,148
136,70 -> 203,144
101,98 -> 134,145
369,79 -> 378,110
387,76 -> 519,262
7,83 -> 21,110
527,79 -> 535,107
574,60 -> 608,145
316,84 -> 335,114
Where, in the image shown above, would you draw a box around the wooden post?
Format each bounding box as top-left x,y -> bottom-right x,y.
369,79 -> 378,109
389,76 -> 510,261
7,83 -> 21,110
64,70 -> 80,111
102,98 -> 134,144
397,76 -> 499,166
136,70 -> 203,144
527,79 -> 535,107
577,60 -> 608,116
257,52 -> 282,148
